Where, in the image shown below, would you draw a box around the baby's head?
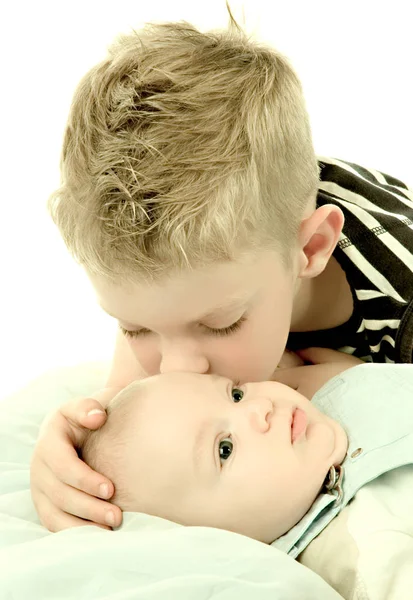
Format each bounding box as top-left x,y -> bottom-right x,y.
81,373 -> 347,543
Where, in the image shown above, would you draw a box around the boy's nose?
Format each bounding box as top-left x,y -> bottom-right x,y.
244,397 -> 273,433
160,343 -> 209,374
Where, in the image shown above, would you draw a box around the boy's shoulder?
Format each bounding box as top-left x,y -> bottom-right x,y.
289,158 -> 413,362
317,156 -> 413,235
318,156 -> 412,201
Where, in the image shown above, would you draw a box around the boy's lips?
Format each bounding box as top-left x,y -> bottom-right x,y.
291,407 -> 307,443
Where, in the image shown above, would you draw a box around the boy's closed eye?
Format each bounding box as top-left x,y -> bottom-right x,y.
118,316 -> 247,339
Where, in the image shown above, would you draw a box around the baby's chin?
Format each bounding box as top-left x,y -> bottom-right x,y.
328,418 -> 348,466
306,414 -> 348,466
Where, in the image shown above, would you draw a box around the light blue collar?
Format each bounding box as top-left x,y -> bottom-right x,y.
272,364 -> 413,557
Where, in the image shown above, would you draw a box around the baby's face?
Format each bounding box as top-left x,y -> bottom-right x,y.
122,373 -> 347,543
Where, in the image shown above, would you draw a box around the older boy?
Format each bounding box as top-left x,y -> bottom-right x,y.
31,16 -> 413,533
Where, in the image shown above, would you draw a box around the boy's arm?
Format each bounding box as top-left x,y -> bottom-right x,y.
272,348 -> 363,399
90,329 -> 148,408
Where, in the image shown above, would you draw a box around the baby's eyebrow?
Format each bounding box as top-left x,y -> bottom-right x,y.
192,419 -> 217,478
192,379 -> 233,478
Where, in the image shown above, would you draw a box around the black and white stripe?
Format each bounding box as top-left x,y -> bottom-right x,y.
288,157 -> 413,363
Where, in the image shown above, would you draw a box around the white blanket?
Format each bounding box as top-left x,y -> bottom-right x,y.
0,363 -> 343,600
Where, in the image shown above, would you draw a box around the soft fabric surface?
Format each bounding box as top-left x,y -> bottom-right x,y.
0,362 -> 343,599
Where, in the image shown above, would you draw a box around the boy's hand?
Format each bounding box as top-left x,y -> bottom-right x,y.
30,397 -> 122,532
272,347 -> 363,399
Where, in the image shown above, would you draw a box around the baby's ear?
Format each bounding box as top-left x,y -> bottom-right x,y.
297,205 -> 344,278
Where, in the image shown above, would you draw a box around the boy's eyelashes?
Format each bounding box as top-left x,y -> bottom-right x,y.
119,325 -> 150,339
205,315 -> 246,337
118,315 -> 247,339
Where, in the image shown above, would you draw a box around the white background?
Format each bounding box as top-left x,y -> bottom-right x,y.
1,0 -> 412,399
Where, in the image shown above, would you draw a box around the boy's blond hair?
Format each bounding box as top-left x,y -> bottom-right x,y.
48,9 -> 319,282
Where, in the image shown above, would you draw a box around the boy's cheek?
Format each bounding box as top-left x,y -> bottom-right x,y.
128,339 -> 160,375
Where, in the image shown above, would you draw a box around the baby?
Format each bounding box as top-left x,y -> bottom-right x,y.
81,355 -> 413,551
81,369 -> 347,544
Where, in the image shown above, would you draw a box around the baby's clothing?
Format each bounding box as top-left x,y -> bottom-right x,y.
272,363 -> 413,556
298,466 -> 413,600
288,157 -> 413,363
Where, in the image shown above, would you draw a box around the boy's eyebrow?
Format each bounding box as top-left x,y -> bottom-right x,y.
191,296 -> 250,323
100,295 -> 250,325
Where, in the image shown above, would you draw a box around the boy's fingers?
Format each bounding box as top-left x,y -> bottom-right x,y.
39,399 -> 107,454
45,399 -> 107,451
34,424 -> 115,500
35,492 -> 113,532
59,397 -> 107,430
40,476 -> 122,529
43,436 -> 115,499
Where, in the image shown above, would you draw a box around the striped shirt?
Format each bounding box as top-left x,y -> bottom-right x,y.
288,157 -> 413,363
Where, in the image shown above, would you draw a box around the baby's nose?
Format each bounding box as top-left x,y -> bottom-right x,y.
245,397 -> 273,433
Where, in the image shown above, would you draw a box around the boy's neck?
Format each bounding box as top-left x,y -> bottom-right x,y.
291,256 -> 354,333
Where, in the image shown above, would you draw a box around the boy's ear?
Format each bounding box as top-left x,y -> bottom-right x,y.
297,205 -> 344,278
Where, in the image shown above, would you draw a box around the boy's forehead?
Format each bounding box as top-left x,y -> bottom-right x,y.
99,291 -> 252,326
87,250 -> 285,323
91,276 -> 253,325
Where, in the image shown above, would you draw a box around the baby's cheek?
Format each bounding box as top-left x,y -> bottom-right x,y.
308,421 -> 336,454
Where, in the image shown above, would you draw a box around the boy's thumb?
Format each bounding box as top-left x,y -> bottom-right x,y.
81,400 -> 107,429
59,397 -> 107,431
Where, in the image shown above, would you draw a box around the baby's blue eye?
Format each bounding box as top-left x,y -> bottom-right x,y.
232,387 -> 244,403
219,438 -> 233,463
